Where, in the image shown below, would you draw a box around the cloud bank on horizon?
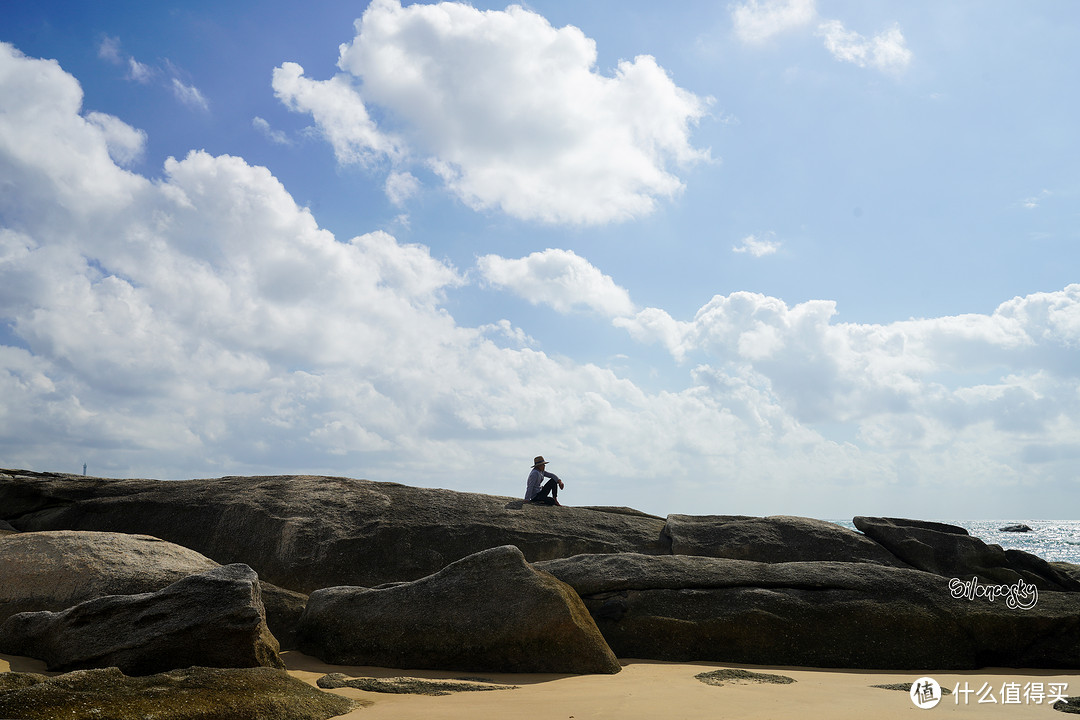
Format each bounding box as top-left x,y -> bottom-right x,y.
1,0 -> 1078,519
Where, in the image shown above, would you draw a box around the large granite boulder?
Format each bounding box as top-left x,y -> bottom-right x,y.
853,517 -> 1080,591
0,564 -> 284,674
299,545 -> 621,674
0,530 -> 307,649
0,666 -> 361,720
0,469 -> 667,593
662,514 -> 909,566
0,531 -> 217,620
535,553 -> 1080,669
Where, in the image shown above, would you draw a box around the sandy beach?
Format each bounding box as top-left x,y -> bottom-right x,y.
284,654 -> 1076,719
7,652 -> 1067,719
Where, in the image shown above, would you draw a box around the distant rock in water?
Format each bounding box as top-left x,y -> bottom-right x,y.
0,666 -> 362,720
299,545 -> 622,674
999,523 -> 1034,533
0,469 -> 667,593
0,564 -> 284,675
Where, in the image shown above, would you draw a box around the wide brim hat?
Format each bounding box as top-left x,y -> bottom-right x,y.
532,456 -> 548,468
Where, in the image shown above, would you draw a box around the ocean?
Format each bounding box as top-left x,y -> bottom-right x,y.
830,519 -> 1080,565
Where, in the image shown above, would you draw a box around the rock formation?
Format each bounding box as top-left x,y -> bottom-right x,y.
4,468 -> 1080,672
0,530 -> 307,649
536,553 -> 1080,669
0,666 -> 362,720
299,545 -> 621,674
662,514 -> 909,566
0,469 -> 667,593
0,531 -> 217,621
0,564 -> 284,675
853,516 -> 1080,591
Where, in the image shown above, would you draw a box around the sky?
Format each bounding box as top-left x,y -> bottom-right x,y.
1,1 -> 1078,519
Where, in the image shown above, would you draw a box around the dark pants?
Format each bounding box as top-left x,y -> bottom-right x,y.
531,477 -> 559,505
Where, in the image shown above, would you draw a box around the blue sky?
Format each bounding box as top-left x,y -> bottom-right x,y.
1,1 -> 1078,518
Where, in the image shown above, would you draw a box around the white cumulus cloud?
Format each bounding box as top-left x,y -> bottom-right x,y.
731,3 -> 912,76
385,171 -> 420,207
731,0 -> 816,43
274,0 -> 711,225
817,20 -> 912,74
477,249 -> 636,318
252,116 -> 290,145
85,111 -> 147,167
733,233 -> 781,257
171,78 -> 209,111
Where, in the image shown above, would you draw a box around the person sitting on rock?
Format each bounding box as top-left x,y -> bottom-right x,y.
525,456 -> 564,506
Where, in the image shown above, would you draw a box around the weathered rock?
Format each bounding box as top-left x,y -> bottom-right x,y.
0,666 -> 362,720
0,531 -> 217,621
1052,562 -> 1080,587
999,523 -> 1033,533
300,545 -> 621,674
853,516 -> 1080,591
257,582 -> 308,651
662,514 -> 909,567
0,519 -> 16,533
1055,697 -> 1080,714
872,683 -> 952,695
0,469 -> 668,592
317,672 -> 516,695
536,553 -> 1080,669
0,530 -> 307,649
0,564 -> 284,674
695,669 -> 795,686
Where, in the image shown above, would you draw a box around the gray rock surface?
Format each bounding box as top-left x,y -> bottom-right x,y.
853,516 -> 1080,591
1052,561 -> 1080,587
0,469 -> 667,593
695,668 -> 795,686
0,531 -> 217,621
0,666 -> 362,720
536,553 -> 1080,669
0,564 -> 284,675
662,514 -> 909,566
299,545 -> 621,674
999,523 -> 1034,533
317,672 -> 516,695
0,530 -> 307,649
